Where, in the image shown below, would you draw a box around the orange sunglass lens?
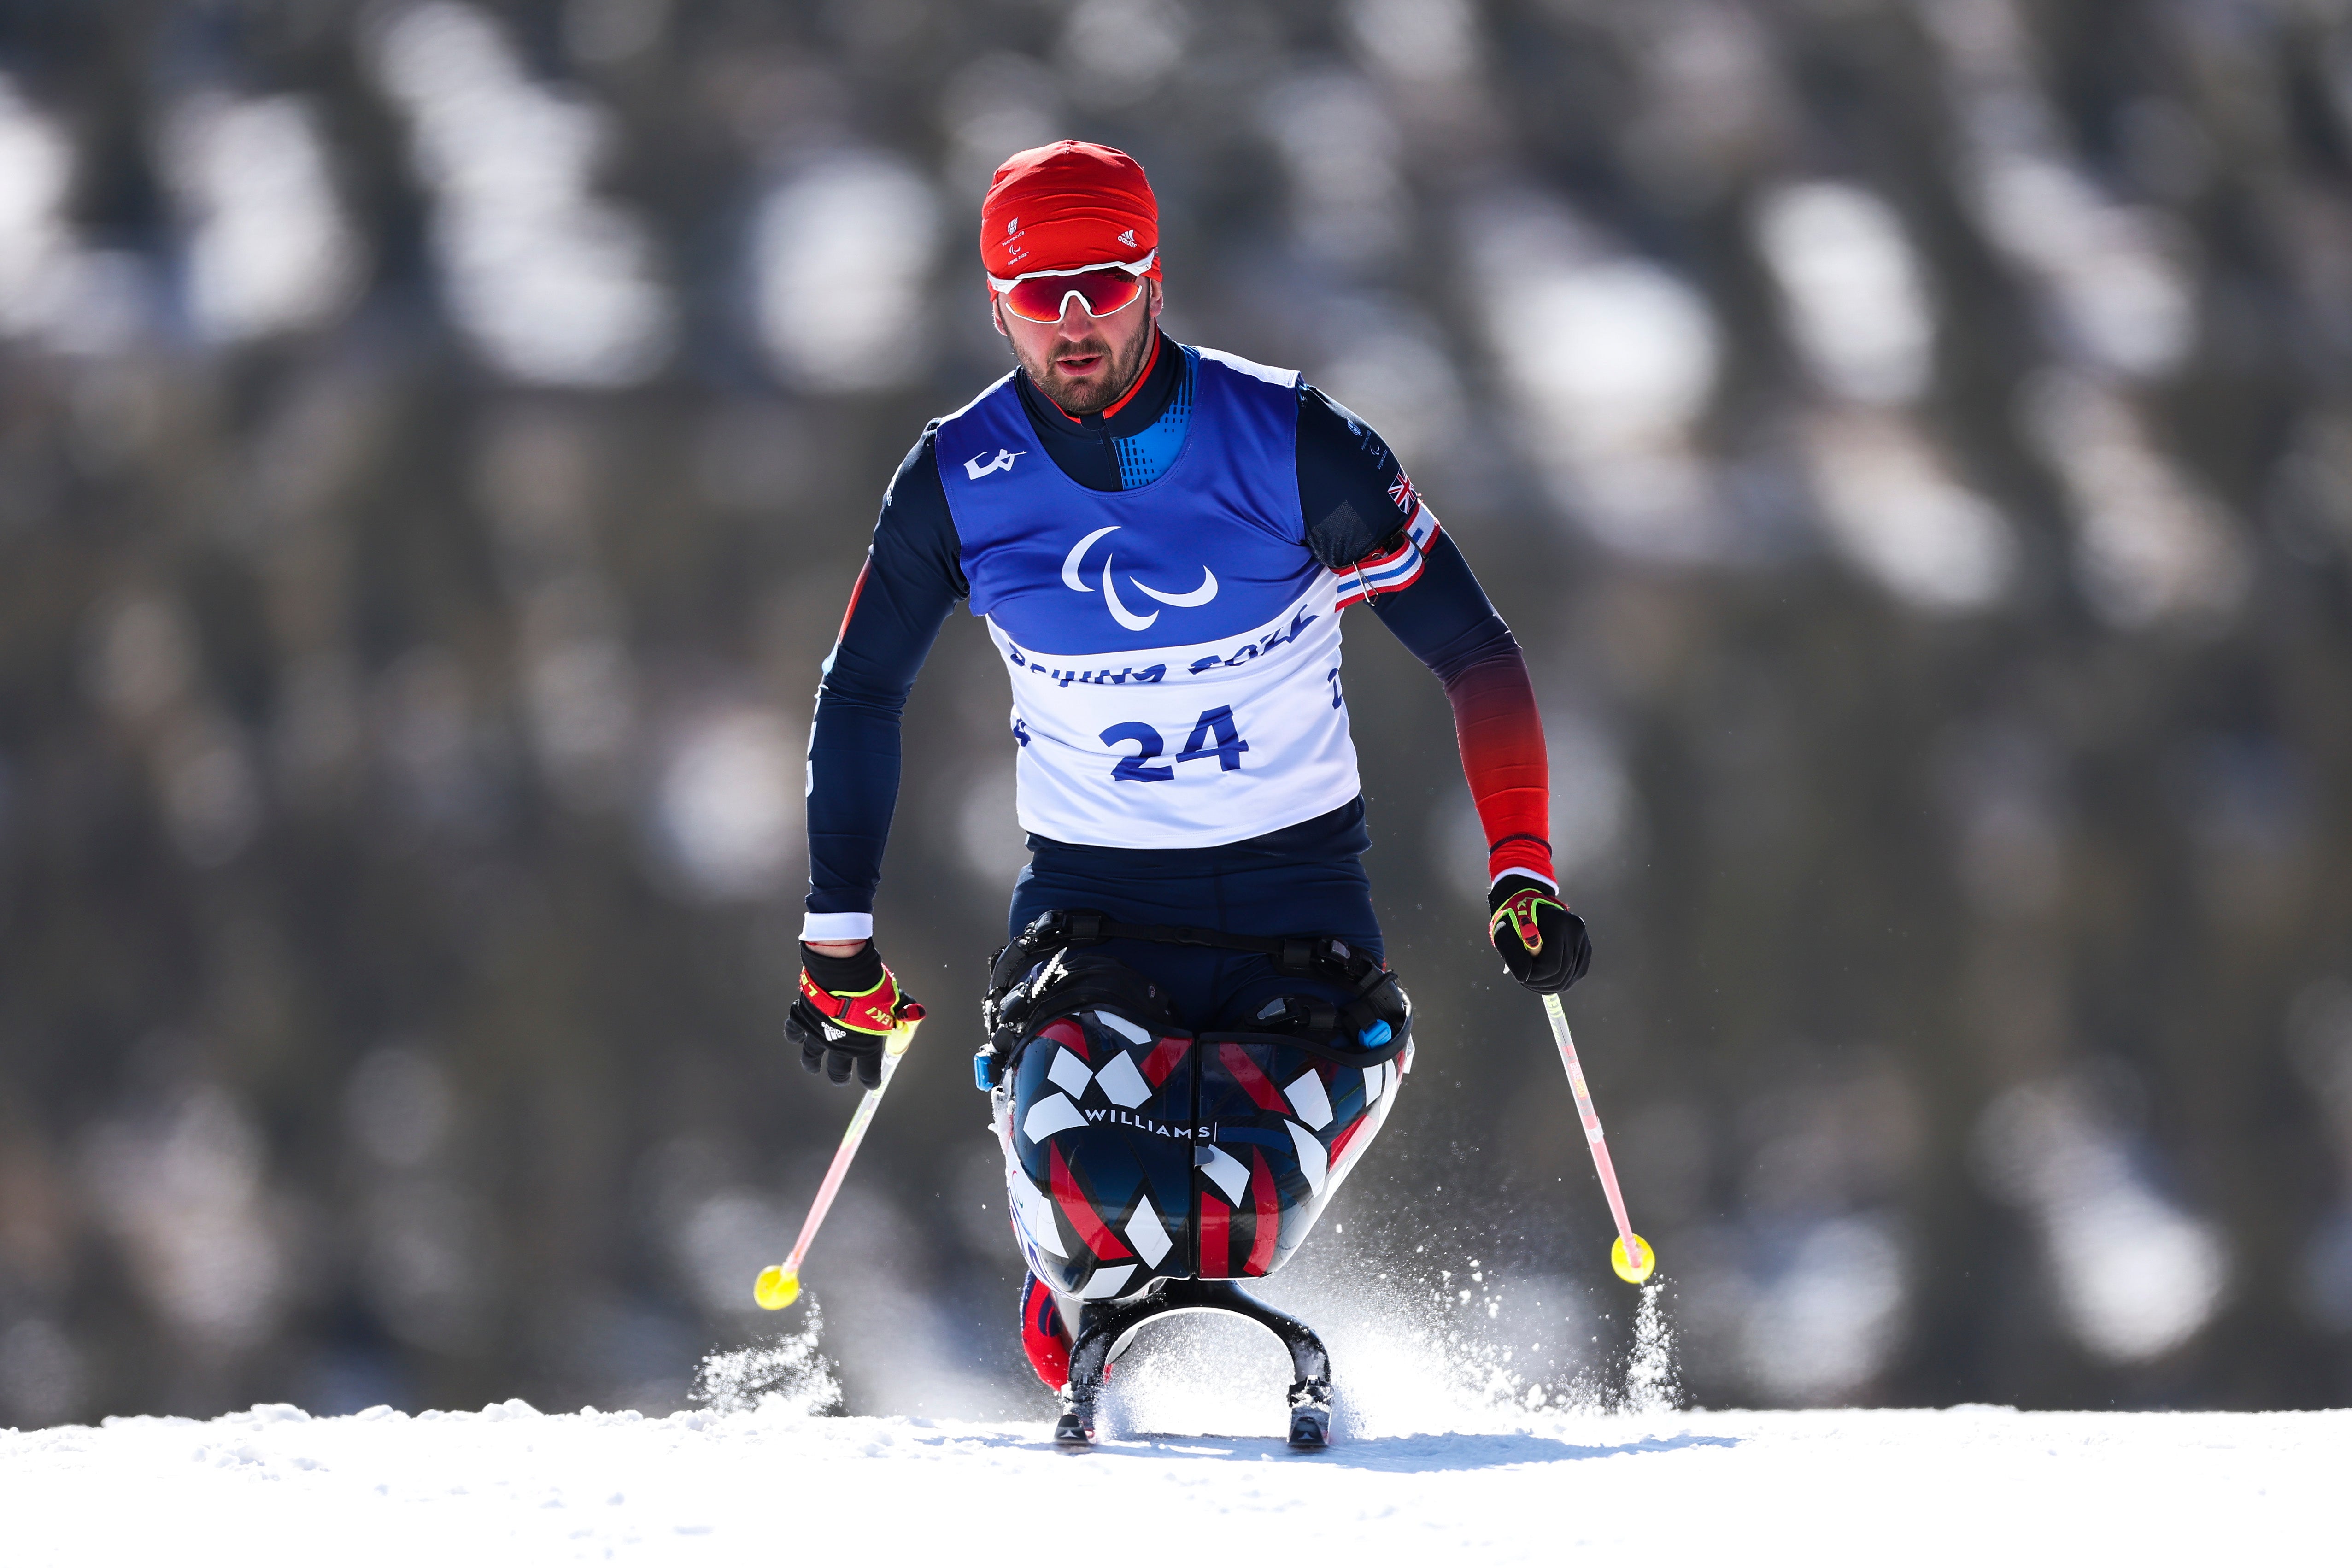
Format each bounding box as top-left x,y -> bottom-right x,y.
1002,270 -> 1144,323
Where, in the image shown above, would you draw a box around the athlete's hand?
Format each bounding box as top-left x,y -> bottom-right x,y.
786,942 -> 924,1089
1488,875 -> 1590,995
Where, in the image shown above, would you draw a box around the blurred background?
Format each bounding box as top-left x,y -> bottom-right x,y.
2,0 -> 2351,1428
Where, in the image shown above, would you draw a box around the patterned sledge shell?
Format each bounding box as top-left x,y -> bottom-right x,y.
998,1008 -> 1404,1301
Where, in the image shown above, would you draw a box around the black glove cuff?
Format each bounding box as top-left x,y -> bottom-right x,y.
800,940 -> 884,993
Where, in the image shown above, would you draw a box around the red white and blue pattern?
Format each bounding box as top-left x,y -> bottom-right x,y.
997,1005 -> 1407,1301
1334,504 -> 1441,611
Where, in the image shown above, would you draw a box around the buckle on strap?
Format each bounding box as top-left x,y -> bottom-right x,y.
1021,909 -> 1107,949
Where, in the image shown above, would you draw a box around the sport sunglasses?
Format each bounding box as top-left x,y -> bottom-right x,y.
989,252 -> 1157,324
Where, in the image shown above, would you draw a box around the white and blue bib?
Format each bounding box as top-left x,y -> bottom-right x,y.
935,347 -> 1425,849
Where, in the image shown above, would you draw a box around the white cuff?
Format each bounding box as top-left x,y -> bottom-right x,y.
800,911 -> 874,943
1489,865 -> 1558,892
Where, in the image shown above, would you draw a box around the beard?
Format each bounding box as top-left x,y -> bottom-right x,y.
1020,317 -> 1157,416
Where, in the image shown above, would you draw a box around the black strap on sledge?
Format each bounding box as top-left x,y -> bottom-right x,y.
979,908 -> 1411,1090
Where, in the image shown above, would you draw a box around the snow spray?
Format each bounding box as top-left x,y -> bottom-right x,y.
692,1301 -> 843,1416
1622,1282 -> 1682,1415
1093,1239 -> 1683,1439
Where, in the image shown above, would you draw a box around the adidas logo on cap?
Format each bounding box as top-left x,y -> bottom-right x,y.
1117,229 -> 1136,247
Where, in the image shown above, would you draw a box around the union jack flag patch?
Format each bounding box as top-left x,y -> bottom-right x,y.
1388,469 -> 1418,516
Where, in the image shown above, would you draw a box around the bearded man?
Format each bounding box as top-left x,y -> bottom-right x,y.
785,141 -> 1587,1445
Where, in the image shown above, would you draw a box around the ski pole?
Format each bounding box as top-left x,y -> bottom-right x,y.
753,1006 -> 926,1310
1543,992 -> 1654,1284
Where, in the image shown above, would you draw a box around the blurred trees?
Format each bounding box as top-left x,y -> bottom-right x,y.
0,0 -> 2349,1424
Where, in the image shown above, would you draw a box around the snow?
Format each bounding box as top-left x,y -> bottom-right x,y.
0,1284 -> 2332,1562
3,1398 -> 2340,1564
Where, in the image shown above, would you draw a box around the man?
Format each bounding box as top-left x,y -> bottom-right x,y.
785,141 -> 1588,1435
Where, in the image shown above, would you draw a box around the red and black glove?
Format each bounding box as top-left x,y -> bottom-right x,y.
786,942 -> 924,1089
1488,875 -> 1590,995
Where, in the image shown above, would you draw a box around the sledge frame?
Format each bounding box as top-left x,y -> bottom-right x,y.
1051,1277 -> 1334,1449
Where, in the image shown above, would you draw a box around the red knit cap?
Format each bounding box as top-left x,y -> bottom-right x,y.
981,141 -> 1160,281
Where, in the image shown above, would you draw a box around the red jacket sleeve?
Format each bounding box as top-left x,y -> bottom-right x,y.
1362,523 -> 1557,890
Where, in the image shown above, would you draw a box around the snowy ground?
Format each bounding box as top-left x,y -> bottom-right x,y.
2,1285 -> 2334,1562
5,1397 -> 2341,1564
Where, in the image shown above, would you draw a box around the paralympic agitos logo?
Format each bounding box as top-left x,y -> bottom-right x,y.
1060,524 -> 1218,632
